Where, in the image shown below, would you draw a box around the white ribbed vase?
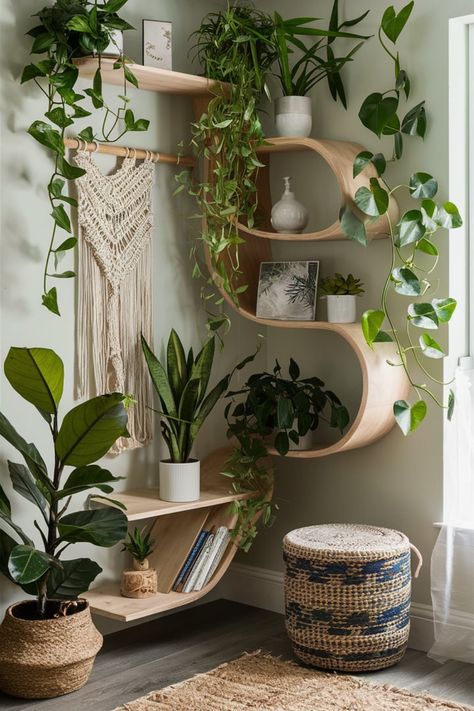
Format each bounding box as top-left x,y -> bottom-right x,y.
159,459 -> 200,502
326,295 -> 357,324
275,96 -> 312,138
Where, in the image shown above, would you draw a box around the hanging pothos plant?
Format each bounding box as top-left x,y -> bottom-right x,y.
22,0 -> 150,317
340,1 -> 462,433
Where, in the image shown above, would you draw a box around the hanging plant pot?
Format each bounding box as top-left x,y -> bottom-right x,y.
121,558 -> 158,599
275,96 -> 312,138
159,459 -> 200,502
0,599 -> 102,700
326,295 -> 357,324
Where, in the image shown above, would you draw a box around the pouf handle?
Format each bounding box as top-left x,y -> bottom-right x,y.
410,543 -> 423,578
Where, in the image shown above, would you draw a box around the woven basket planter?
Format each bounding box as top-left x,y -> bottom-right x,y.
0,599 -> 103,699
283,524 -> 422,673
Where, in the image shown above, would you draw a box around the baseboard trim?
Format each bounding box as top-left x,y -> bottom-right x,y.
218,562 -> 435,652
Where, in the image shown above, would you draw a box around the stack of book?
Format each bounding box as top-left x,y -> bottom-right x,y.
172,525 -> 230,593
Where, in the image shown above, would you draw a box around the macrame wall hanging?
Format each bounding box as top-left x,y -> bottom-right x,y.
74,148 -> 154,454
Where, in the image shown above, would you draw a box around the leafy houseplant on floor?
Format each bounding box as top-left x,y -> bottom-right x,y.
273,3 -> 370,137
22,0 -> 149,316
320,273 -> 365,324
0,347 -> 129,699
224,358 -> 349,551
141,330 -> 257,503
120,526 -> 157,599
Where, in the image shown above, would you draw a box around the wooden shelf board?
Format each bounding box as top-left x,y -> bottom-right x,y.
75,57 -> 226,96
91,486 -> 250,521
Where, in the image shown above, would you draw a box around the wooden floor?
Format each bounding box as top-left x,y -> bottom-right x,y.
0,600 -> 473,710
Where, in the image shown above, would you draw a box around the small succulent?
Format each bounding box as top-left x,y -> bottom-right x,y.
320,273 -> 365,296
121,527 -> 155,564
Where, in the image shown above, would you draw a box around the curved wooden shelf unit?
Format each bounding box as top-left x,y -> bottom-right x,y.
84,448 -> 273,622
236,137 -> 399,242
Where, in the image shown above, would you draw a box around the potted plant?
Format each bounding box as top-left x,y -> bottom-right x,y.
226,358 -> 349,456
0,346 -> 129,699
120,526 -> 157,599
273,4 -> 370,137
141,330 -> 256,503
320,273 -> 365,324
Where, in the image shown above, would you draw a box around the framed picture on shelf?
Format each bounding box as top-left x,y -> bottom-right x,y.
256,260 -> 320,321
142,20 -> 172,70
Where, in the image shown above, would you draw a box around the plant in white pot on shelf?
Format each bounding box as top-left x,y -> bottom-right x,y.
142,331 -> 255,503
0,346 -> 129,700
272,5 -> 370,137
320,273 -> 365,324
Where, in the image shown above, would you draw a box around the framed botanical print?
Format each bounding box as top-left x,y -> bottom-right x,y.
256,260 -> 320,321
142,20 -> 172,70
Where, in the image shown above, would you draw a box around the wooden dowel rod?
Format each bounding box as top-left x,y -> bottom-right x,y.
63,138 -> 195,167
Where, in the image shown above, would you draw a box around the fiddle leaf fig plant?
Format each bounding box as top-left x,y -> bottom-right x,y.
22,0 -> 150,317
0,346 -> 129,617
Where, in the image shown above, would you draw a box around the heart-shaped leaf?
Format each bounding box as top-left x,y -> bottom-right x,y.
339,204 -> 367,246
355,180 -> 389,217
392,267 -> 421,295
401,101 -> 426,138
416,237 -> 438,256
432,297 -> 456,323
361,309 -> 385,348
359,93 -> 399,138
28,121 -> 64,156
419,333 -> 445,359
436,202 -> 463,229
407,302 -> 439,329
420,199 -> 439,232
381,1 -> 414,43
393,399 -> 427,435
409,173 -> 438,200
42,287 -> 60,316
396,210 -> 426,247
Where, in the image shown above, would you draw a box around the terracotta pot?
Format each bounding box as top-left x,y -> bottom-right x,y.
0,599 -> 102,699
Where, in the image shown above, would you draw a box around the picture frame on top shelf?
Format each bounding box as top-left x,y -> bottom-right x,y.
142,20 -> 172,70
256,260 -> 320,321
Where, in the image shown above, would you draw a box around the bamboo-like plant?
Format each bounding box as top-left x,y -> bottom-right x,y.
0,347 -> 129,617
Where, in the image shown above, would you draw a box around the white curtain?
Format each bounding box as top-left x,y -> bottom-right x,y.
429,366 -> 474,664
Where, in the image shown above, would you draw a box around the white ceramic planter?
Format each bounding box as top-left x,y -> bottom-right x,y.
275,96 -> 312,138
159,459 -> 200,502
271,176 -> 309,234
326,295 -> 357,324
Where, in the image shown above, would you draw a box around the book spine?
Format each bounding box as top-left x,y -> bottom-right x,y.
201,529 -> 231,589
193,526 -> 227,590
172,530 -> 208,592
183,534 -> 215,593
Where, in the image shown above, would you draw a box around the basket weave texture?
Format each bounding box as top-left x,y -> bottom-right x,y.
0,600 -> 103,699
283,524 -> 412,672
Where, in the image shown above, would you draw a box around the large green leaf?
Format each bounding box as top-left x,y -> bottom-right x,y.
0,529 -> 17,581
391,267 -> 421,296
354,180 -> 389,217
407,302 -> 439,329
47,558 -> 102,599
339,204 -> 367,246
27,121 -> 64,156
0,412 -> 51,499
361,309 -> 385,348
409,173 -> 438,200
190,337 -> 215,407
4,347 -> 64,416
57,509 -> 127,546
166,330 -> 188,405
381,2 -> 414,43
55,394 -> 128,466
395,210 -> 426,247
58,465 -> 123,500
358,93 -> 399,138
8,461 -> 47,514
0,481 -> 33,546
393,399 -> 427,435
141,335 -> 177,418
8,545 -> 59,584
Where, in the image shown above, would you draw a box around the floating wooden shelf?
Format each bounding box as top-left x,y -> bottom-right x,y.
75,57 -> 226,96
84,448 -> 273,621
236,137 -> 399,242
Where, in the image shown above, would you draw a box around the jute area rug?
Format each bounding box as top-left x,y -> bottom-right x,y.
114,651 -> 473,711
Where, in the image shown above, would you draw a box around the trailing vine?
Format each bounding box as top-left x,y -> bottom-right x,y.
22,0 -> 149,316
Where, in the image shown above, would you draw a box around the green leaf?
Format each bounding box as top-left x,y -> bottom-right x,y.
67,15 -> 91,33
361,309 -> 385,348
419,334 -> 445,359
436,202 -> 463,229
141,335 -> 177,418
274,430 -> 289,456
401,101 -> 426,138
392,267 -> 421,295
277,398 -> 294,430
381,2 -> 414,43
373,330 -> 393,342
8,545 -> 58,584
289,358 -> 300,381
55,394 -> 128,467
58,465 -> 123,499
190,337 -> 216,407
416,238 -> 439,256
432,297 -> 456,323
8,461 -> 47,514
45,107 -> 73,129
447,390 -> 455,421
93,69 -> 102,101
359,93 -> 399,138
42,287 -> 60,316
396,210 -> 426,247
51,204 -> 72,233
50,271 -> 76,279
354,180 -> 389,217
57,156 -> 86,180
78,127 -> 95,143
339,204 -> 367,246
394,132 -> 403,159
28,121 -> 64,156
393,399 -> 427,435
407,302 -> 439,329
31,32 -> 55,53
353,151 -> 372,178
420,199 -> 439,232
57,509 -> 127,546
21,63 -> 46,83
0,412 -> 51,499
0,529 -> 17,582
166,330 -> 188,404
124,65 -> 139,88
103,0 -> 129,12
4,347 -> 64,416
54,237 -> 78,253
46,558 -> 102,599
396,69 -> 410,98
409,173 -> 438,200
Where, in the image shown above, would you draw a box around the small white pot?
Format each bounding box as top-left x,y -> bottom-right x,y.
275,96 -> 312,138
159,459 -> 200,502
326,295 -> 357,324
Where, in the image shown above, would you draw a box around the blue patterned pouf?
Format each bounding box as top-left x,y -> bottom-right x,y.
283,524 -> 418,672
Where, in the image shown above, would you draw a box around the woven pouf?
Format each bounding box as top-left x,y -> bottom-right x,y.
283,524 -> 421,673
